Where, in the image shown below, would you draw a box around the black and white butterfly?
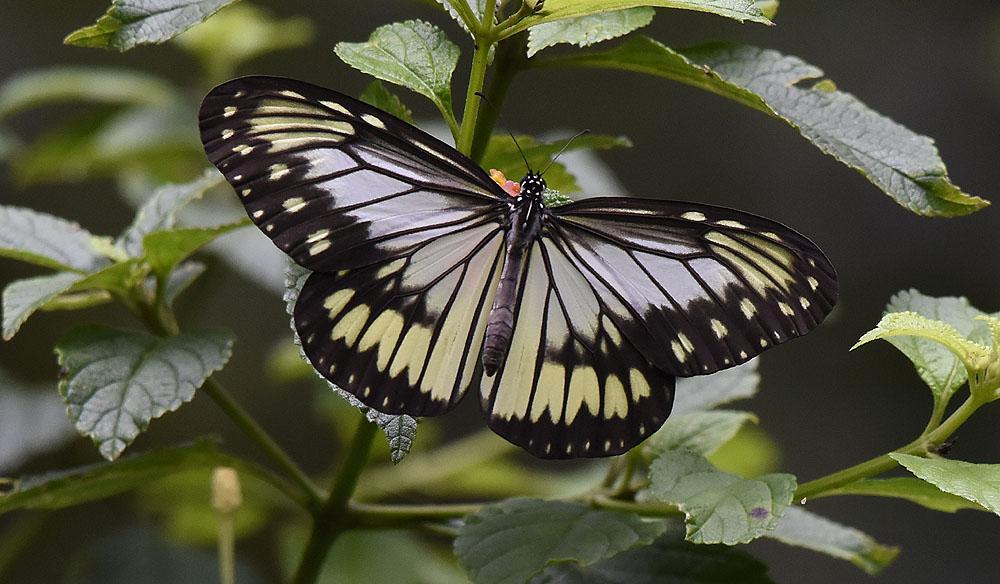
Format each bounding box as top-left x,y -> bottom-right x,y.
199,76 -> 837,459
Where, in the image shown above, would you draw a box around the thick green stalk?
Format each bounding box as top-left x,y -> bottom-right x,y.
456,2 -> 498,155
795,394 -> 986,500
469,32 -> 527,163
292,417 -> 379,584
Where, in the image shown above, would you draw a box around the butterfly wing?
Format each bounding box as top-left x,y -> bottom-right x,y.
200,76 -> 510,415
549,197 -> 838,377
480,236 -> 675,459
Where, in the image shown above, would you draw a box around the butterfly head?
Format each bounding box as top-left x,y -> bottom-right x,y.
519,172 -> 547,201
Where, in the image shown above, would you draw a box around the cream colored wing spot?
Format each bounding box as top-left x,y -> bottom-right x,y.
331,304 -> 370,347
530,362 -> 566,423
681,211 -> 707,221
306,229 -> 330,243
222,129 -> 235,139
375,259 -> 406,279
320,100 -> 352,116
779,302 -> 795,316
602,315 -> 622,345
678,333 -> 694,353
565,366 -> 599,424
361,113 -> 386,129
800,297 -> 812,309
710,319 -> 728,339
716,220 -> 746,229
760,338 -> 769,347
252,210 -> 264,219
763,231 -> 782,241
323,289 -> 355,319
233,144 -> 254,156
234,90 -> 246,98
740,298 -> 757,319
279,90 -> 306,99
807,276 -> 820,291
282,197 -> 306,213
390,324 -> 434,385
241,188 -> 251,197
740,350 -> 748,359
308,241 -> 331,256
223,106 -> 237,117
628,368 -> 651,400
671,340 -> 687,363
270,164 -> 291,181
604,375 -> 629,419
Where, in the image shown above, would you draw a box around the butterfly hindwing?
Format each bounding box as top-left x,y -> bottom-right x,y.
296,222 -> 505,416
550,198 -> 838,376
481,237 -> 675,459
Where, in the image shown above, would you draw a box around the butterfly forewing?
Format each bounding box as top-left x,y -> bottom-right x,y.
199,77 -> 507,274
481,237 -> 675,459
550,198 -> 838,376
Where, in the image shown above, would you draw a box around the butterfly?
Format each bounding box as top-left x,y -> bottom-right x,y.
199,76 -> 838,459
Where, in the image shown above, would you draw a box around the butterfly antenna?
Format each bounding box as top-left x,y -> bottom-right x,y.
475,91 -> 532,173
540,129 -> 590,175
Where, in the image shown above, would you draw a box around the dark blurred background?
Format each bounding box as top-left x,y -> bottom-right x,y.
1,1 -> 999,582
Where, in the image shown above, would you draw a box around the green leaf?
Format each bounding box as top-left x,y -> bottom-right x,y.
482,133 -> 631,193
882,290 -> 993,401
55,325 -> 234,460
505,0 -> 769,38
432,0 -> 487,35
0,67 -> 177,118
544,38 -> 988,217
853,311 -> 990,381
335,21 -> 460,126
0,206 -> 107,272
765,507 -> 898,575
673,360 -> 759,414
118,170 -> 224,256
708,424 -> 781,479
2,272 -> 84,340
65,0 -> 241,52
648,450 -> 795,544
0,440 -> 239,514
360,81 -> 415,124
455,498 -> 666,584
755,0 -> 779,19
284,262 -> 418,463
527,8 -> 654,57
892,453 -> 1000,516
646,410 -> 757,457
142,221 -> 248,279
535,521 -> 774,583
173,4 -> 314,82
824,478 -> 986,513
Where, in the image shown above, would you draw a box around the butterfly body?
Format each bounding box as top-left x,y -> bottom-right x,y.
200,76 -> 838,459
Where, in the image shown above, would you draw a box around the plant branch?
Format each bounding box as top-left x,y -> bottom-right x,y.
129,292 -> 325,509
445,0 -> 482,35
292,417 -> 378,584
795,394 -> 986,500
469,31 -> 528,163
456,1 -> 498,155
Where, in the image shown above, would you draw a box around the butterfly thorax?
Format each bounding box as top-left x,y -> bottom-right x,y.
482,179 -> 547,377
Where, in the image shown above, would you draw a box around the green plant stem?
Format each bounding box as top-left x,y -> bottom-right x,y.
795,394 -> 986,500
445,0 -> 482,34
129,293 -> 324,509
469,31 -> 527,163
456,2 -> 498,155
216,510 -> 236,584
201,378 -> 325,508
292,417 -> 378,584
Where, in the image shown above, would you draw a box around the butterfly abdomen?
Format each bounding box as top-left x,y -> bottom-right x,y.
483,203 -> 539,376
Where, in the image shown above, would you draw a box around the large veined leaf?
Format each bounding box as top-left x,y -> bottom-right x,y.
118,170 -> 224,256
527,8 -> 654,57
0,206 -> 107,272
645,410 -> 757,457
648,450 -> 795,544
539,38 -> 987,217
503,0 -> 770,38
335,21 -> 460,128
823,478 -> 986,513
65,0 -> 241,52
55,325 -> 234,460
766,507 -> 898,575
534,521 -> 774,583
142,221 -> 248,279
892,454 -> 1000,516
284,262 -> 417,463
882,290 -> 993,402
360,81 -> 415,125
455,498 -> 666,584
2,273 -> 84,340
